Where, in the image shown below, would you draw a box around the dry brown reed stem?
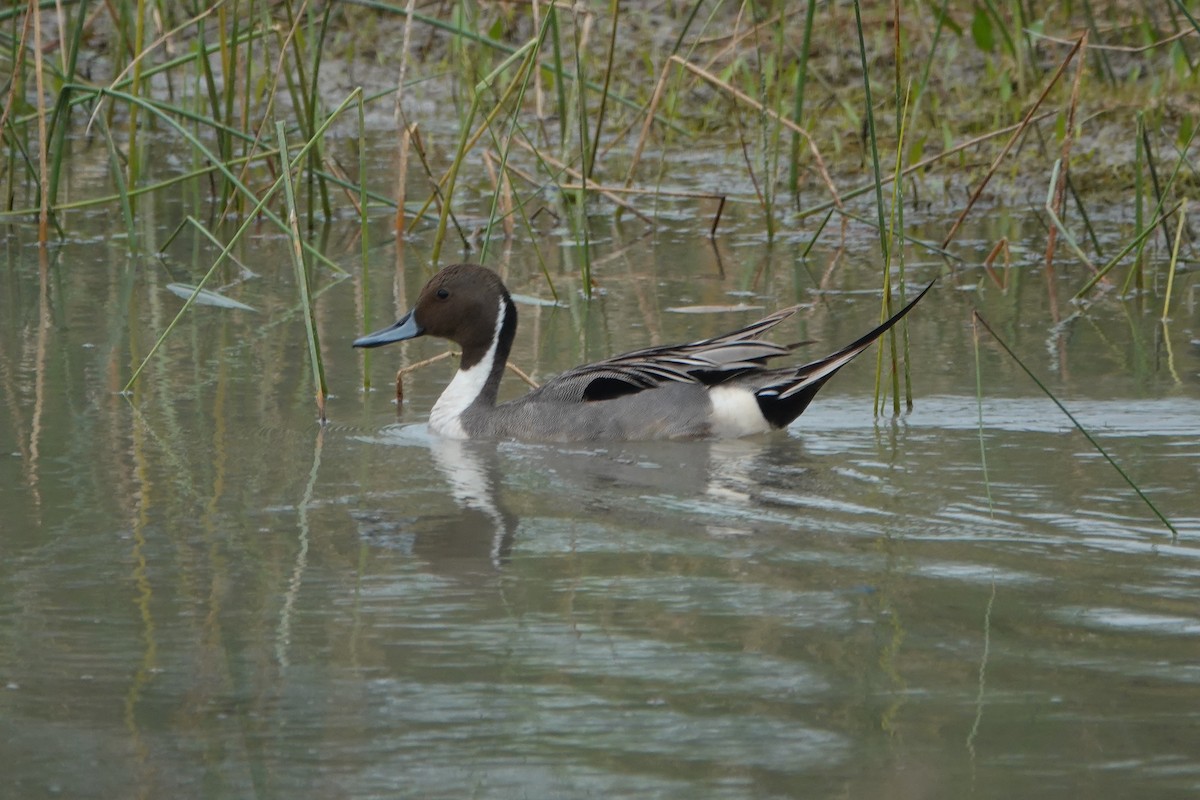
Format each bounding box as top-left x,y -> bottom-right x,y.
558,180 -> 728,234
323,157 -> 363,215
482,150 -> 515,237
801,110 -> 1057,221
394,351 -> 539,404
395,0 -> 418,231
1031,25 -> 1195,53
558,183 -> 722,201
397,350 -> 454,376
508,138 -> 654,223
531,0 -> 544,126
405,54 -> 537,235
982,238 -> 1010,289
395,123 -> 414,234
395,350 -> 453,402
31,0 -> 49,241
694,10 -> 788,48
1044,31 -> 1089,273
941,36 -> 1084,249
505,362 -> 539,389
623,58 -> 673,186
667,55 -> 843,211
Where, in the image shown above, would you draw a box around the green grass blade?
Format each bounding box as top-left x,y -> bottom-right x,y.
277,120 -> 327,423
974,312 -> 1178,538
852,0 -> 889,265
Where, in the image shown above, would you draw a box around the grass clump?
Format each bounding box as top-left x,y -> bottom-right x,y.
1,1 -> 1198,405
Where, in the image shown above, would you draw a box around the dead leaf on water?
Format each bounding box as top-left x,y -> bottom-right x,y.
166,283 -> 257,312
665,303 -> 764,314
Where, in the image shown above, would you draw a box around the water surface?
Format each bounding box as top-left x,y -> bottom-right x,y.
2,192 -> 1199,798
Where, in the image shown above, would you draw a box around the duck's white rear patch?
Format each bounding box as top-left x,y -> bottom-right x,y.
708,385 -> 771,437
429,297 -> 507,439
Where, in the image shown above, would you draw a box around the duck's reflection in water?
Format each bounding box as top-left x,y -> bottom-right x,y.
353,434 -> 517,573
355,426 -> 818,576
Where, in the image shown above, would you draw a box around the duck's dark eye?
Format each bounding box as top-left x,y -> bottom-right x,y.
436,288 -> 449,300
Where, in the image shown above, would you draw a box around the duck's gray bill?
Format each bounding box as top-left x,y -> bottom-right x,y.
352,311 -> 423,348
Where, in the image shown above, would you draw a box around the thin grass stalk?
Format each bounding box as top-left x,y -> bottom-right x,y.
1043,160 -> 1095,270
1173,0 -> 1200,34
5,148 -> 274,216
1079,0 -> 1115,85
874,81 -> 913,417
0,9 -> 32,143
852,0 -> 889,264
892,2 -> 912,413
394,123 -> 413,234
121,163 -> 352,392
393,0 -> 418,233
800,208 -> 834,259
897,93 -> 915,412
77,85 -> 359,272
1138,124 -> 1172,253
797,110 -> 1055,223
916,0 -> 951,105
276,0 -> 325,227
429,91 -> 480,266
31,0 -> 49,242
973,311 -> 1177,538
276,120 -> 327,423
624,58 -> 673,187
548,3 -> 568,152
942,37 -> 1083,248
531,0 -> 544,135
119,86 -> 367,397
45,0 -> 88,214
979,0 -> 1021,80
427,36 -> 541,263
493,159 -> 559,297
1074,201 -> 1179,301
358,93 -> 371,391
1133,112 -> 1145,291
669,56 -> 842,210
344,0 -> 666,136
195,15 -> 231,208
788,0 -> 817,200
586,0 -> 619,179
831,207 -> 962,263
97,114 -> 137,247
760,3 -> 787,238
1044,30 -> 1087,273
572,5 -> 593,294
1128,123 -> 1199,295
125,0 -> 147,215
232,0 -> 253,216
306,0 -> 334,226
971,316 -> 994,516
1066,176 -> 1102,258
215,2 -> 234,197
1161,199 -> 1187,321
479,6 -> 555,262
1120,122 -> 1200,296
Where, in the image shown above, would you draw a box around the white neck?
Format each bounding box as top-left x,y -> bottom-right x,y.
428,297 -> 507,438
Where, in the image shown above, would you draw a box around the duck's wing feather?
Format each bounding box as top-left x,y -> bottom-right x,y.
526,305 -> 803,403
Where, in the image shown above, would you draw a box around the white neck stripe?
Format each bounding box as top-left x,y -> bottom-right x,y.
428,297 -> 507,438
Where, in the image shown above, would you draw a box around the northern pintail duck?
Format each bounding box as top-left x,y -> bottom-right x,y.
354,264 -> 931,441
